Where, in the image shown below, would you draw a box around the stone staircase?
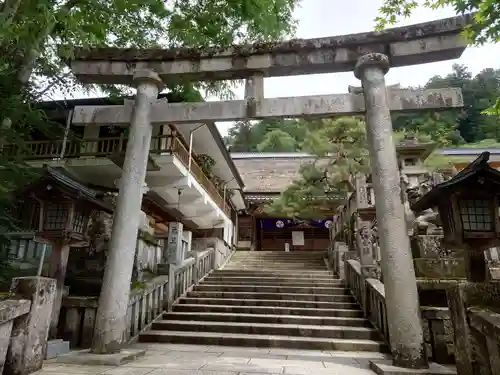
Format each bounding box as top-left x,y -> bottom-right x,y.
139,251 -> 388,352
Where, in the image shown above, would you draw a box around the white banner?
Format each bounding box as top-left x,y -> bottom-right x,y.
292,231 -> 305,246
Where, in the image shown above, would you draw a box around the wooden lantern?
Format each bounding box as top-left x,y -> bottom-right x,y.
18,166 -> 113,247
411,152 -> 500,281
37,197 -> 92,244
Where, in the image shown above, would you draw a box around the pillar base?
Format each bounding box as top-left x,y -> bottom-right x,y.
45,339 -> 70,359
370,360 -> 456,375
56,349 -> 146,366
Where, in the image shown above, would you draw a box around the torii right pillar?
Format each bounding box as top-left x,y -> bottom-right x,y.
355,53 -> 428,370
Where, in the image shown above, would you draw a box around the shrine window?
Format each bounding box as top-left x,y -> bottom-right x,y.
44,203 -> 68,230
72,209 -> 87,233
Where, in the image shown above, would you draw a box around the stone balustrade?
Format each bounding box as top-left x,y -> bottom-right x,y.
344,259 -> 456,364
467,308 -> 500,373
0,300 -> 32,373
57,248 -> 219,349
0,277 -> 55,375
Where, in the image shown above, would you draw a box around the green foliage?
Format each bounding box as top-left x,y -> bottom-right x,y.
227,119 -> 307,152
375,0 -> 500,45
195,154 -> 216,176
226,64 -> 500,153
266,117 -> 369,218
376,1 -> 500,114
257,129 -> 297,152
0,0 -> 299,279
0,251 -> 15,285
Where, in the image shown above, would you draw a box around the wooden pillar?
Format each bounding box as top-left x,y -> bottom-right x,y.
251,213 -> 257,251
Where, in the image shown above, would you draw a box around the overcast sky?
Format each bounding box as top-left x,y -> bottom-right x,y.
214,0 -> 500,136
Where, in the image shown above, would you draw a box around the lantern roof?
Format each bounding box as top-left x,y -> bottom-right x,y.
411,152 -> 500,212
18,165 -> 113,213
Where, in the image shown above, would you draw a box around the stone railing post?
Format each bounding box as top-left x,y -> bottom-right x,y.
355,174 -> 369,209
4,277 -> 56,375
335,242 -> 349,280
91,69 -> 163,355
192,252 -> 200,284
211,247 -> 218,270
355,53 -> 427,370
166,263 -> 176,312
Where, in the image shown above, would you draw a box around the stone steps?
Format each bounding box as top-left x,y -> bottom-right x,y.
186,291 -> 354,302
194,284 -> 346,294
214,270 -> 332,277
151,320 -> 380,340
202,278 -> 342,287
174,303 -> 363,317
177,297 -> 358,309
203,276 -> 342,285
163,311 -> 370,326
139,251 -> 386,353
139,330 -> 387,352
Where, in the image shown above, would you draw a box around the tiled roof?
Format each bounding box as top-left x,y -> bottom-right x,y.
233,157 -> 315,193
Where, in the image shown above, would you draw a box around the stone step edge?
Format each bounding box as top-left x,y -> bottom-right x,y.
179,296 -> 358,304
153,320 -> 375,332
164,311 -> 368,322
139,330 -> 387,350
198,284 -> 343,290
210,269 -> 334,280
204,276 -> 341,281
201,281 -> 343,286
214,270 -> 333,273
176,301 -> 360,310
188,292 -> 352,299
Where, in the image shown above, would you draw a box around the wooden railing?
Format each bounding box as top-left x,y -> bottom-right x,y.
170,137 -> 231,217
58,248 -> 218,349
5,135 -> 232,218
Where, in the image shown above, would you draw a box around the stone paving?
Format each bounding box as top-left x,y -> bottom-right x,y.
37,343 -> 390,375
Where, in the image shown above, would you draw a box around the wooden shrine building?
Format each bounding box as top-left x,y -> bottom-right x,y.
232,153 -> 335,251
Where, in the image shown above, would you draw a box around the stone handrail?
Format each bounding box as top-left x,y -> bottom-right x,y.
333,182 -> 375,240
0,300 -> 32,373
58,248 -> 218,349
0,277 -> 55,375
344,258 -> 455,363
365,278 -> 390,344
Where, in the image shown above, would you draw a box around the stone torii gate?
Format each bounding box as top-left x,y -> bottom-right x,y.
65,13 -> 470,372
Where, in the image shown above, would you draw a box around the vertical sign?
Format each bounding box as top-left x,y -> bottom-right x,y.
165,222 -> 183,264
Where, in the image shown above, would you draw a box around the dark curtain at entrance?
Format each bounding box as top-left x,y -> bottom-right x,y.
260,218 -> 333,230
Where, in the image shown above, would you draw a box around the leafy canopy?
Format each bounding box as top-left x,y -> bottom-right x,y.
375,0 -> 500,114
266,117 -> 370,218
0,0 -> 299,272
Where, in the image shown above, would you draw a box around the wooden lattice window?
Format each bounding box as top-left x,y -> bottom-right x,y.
72,209 -> 86,233
459,199 -> 494,232
44,203 -> 68,231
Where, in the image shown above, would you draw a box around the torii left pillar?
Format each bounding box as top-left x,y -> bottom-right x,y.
91,70 -> 163,354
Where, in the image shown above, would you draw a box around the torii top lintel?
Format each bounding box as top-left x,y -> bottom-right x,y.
66,14 -> 472,85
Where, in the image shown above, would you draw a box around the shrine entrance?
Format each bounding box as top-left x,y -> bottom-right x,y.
257,218 -> 331,251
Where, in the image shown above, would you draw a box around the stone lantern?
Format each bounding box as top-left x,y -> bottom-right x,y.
412,152 -> 500,375
19,165 -> 113,337
410,152 -> 500,282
